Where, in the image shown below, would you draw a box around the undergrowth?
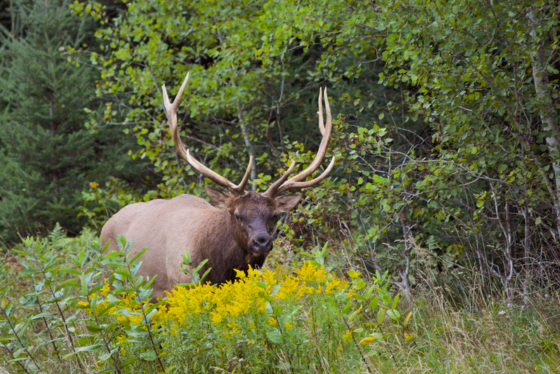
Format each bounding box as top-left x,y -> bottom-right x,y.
1,230 -> 559,373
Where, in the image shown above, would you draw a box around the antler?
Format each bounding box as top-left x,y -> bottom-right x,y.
263,88 -> 336,198
162,73 -> 253,196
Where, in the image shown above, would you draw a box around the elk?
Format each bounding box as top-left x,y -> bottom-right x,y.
100,73 -> 335,300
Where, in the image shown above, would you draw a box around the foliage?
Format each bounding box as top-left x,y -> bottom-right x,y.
373,0 -> 560,295
152,263 -> 407,373
68,0 -> 560,298
0,232 -> 167,373
0,0 -> 150,245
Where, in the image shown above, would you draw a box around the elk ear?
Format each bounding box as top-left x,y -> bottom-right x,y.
205,186 -> 233,208
274,194 -> 302,213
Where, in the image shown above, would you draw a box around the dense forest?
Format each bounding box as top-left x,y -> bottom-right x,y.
1,0 -> 559,372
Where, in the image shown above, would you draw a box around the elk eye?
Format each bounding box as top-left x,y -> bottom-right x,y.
234,213 -> 241,221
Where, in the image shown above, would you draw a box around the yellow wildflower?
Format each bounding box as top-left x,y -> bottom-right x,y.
156,262 -> 353,341
297,284 -> 316,299
210,312 -> 224,325
228,321 -> 240,333
161,266 -> 266,329
100,279 -> 111,296
296,262 -> 328,284
325,275 -> 348,294
261,267 -> 278,292
275,276 -> 300,300
234,268 -> 247,279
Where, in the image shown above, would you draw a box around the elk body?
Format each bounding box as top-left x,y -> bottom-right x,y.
101,74 -> 335,300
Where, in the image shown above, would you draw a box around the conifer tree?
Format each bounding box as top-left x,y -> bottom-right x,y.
0,0 -> 146,244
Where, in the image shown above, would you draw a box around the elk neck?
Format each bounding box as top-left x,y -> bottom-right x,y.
199,207 -> 268,285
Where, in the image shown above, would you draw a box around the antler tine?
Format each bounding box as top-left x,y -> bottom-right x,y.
262,160 -> 296,198
276,156 -> 335,195
289,88 -> 332,183
265,88 -> 335,197
162,73 -> 252,196
233,154 -> 253,194
318,87 -> 325,136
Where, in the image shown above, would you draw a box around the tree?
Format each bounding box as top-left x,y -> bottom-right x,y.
0,0 -> 148,244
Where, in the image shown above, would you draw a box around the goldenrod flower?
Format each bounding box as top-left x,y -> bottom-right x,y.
100,279 -> 111,296
296,262 -> 328,284
154,262 -> 353,343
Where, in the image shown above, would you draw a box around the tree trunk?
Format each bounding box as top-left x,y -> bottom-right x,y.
532,44 -> 560,239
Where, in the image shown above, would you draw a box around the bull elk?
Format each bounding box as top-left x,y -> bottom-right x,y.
100,73 -> 335,300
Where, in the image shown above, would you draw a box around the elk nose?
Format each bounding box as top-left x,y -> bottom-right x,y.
251,235 -> 272,253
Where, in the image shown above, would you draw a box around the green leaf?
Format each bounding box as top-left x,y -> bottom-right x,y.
535,217 -> 542,225
377,309 -> 386,324
369,296 -> 379,310
348,306 -> 362,323
347,270 -> 361,279
86,324 -> 105,333
59,279 -> 80,289
266,330 -> 282,344
30,312 -> 55,321
63,344 -> 104,358
392,294 -> 400,309
140,350 -> 157,361
60,268 -> 81,276
130,261 -> 142,276
272,305 -> 283,317
130,247 -> 148,264
387,309 -> 401,320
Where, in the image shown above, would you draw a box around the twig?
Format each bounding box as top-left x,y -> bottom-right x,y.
0,306 -> 42,372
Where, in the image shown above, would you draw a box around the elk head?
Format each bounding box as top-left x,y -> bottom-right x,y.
162,73 -> 335,256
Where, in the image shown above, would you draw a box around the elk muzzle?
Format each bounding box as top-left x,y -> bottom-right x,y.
250,233 -> 272,253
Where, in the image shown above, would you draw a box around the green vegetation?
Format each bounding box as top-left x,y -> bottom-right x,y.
0,0 -> 150,243
1,232 -> 559,373
1,0 -> 559,372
